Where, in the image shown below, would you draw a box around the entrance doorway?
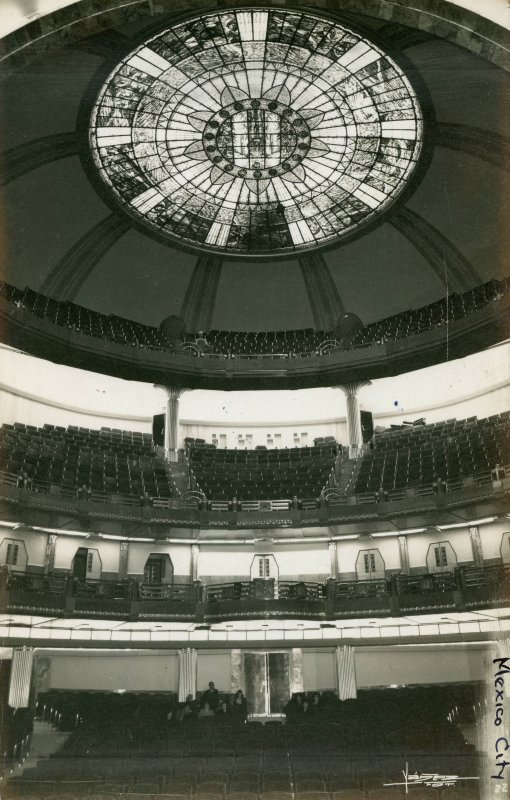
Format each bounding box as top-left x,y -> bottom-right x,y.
243,652 -> 290,716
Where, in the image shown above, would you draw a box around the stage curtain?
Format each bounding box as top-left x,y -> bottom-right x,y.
178,647 -> 197,701
8,647 -> 34,708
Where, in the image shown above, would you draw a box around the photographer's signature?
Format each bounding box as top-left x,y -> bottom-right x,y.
383,763 -> 479,793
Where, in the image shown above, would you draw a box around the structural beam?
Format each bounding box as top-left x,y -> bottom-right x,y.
0,132 -> 79,185
180,255 -> 222,332
299,253 -> 345,331
41,213 -> 130,300
389,207 -> 481,294
435,122 -> 510,173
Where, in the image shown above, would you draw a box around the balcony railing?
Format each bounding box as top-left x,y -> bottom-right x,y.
1,564 -> 507,623
1,470 -> 507,534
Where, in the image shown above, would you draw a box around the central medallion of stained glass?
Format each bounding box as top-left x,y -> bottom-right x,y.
203,98 -> 312,178
89,8 -> 424,255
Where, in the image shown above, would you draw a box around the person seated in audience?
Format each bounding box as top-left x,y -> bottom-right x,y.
166,707 -> 176,723
231,689 -> 247,722
285,692 -> 304,722
310,692 -> 321,715
319,690 -> 341,718
301,697 -> 314,718
198,701 -> 215,718
217,699 -> 229,716
177,693 -> 198,722
376,486 -> 388,503
201,680 -> 220,710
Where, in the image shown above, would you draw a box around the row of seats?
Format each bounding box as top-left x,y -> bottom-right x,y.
372,412 -> 510,449
0,422 -> 174,500
35,685 -> 475,760
350,413 -> 510,495
1,413 -> 507,503
188,445 -> 339,501
1,275 -> 507,358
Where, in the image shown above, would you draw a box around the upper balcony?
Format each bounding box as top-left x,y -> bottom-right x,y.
1,279 -> 508,389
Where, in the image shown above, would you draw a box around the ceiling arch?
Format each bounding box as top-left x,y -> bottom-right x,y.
40,213 -> 131,300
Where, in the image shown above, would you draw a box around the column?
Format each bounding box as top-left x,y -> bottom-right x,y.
154,385 -> 187,462
337,382 -> 371,458
44,534 -> 57,574
119,541 -> 129,580
230,649 -> 243,694
469,526 -> 484,568
290,648 -> 304,695
8,647 -> 34,708
191,543 -> 200,582
178,647 -> 198,701
328,540 -> 338,579
398,535 -> 410,575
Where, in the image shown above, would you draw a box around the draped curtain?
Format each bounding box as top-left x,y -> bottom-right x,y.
335,645 -> 357,700
178,647 -> 197,701
8,647 -> 34,709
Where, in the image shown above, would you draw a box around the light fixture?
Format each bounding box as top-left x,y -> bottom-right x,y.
437,516 -> 496,530
399,527 -> 427,534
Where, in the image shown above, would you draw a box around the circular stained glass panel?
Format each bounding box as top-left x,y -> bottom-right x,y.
89,9 -> 424,255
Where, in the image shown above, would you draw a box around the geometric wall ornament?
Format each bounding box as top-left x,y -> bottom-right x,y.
89,9 -> 423,256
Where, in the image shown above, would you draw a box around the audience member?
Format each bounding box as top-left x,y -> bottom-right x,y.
231,689 -> 247,722
285,693 -> 303,722
201,681 -> 220,710
177,694 -> 198,722
198,701 -> 215,718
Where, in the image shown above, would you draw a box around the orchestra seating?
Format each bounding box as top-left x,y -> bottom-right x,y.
188,443 -> 339,501
349,412 -> 510,497
0,422 -> 174,501
5,687 -> 478,799
1,275 -> 507,359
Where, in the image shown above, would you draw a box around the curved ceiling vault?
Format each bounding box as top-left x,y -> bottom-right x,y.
0,0 -> 509,335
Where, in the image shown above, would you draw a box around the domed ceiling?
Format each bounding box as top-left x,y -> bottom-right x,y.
1,1 -> 509,333
88,9 -> 423,255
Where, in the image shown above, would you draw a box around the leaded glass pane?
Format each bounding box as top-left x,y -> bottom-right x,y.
89,9 -> 423,255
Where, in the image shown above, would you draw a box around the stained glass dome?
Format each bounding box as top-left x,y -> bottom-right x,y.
89,9 -> 424,256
